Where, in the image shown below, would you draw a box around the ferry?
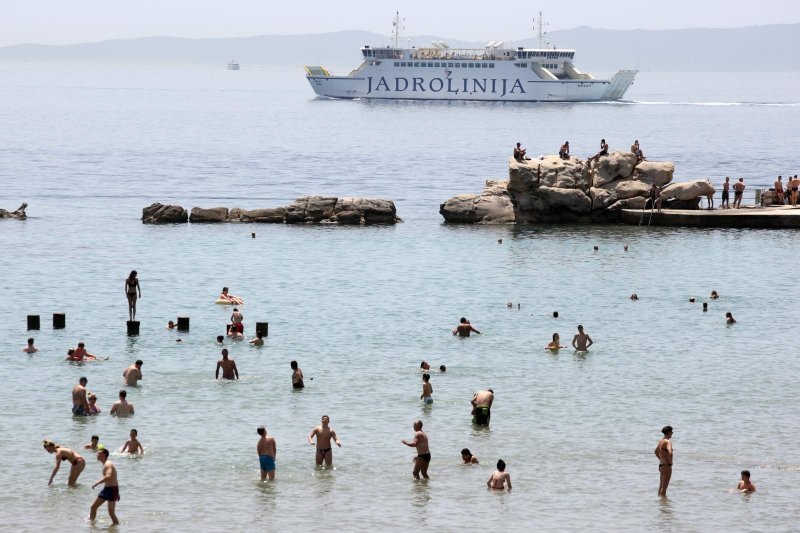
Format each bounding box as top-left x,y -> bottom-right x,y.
305,13 -> 636,102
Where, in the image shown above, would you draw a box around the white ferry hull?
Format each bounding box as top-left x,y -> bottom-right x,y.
307,70 -> 636,102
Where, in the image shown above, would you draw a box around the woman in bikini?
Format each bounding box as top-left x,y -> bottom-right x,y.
219,287 -> 244,305
125,270 -> 141,321
545,333 -> 566,351
88,393 -> 101,415
44,440 -> 86,486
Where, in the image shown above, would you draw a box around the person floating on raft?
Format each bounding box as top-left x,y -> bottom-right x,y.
216,286 -> 244,305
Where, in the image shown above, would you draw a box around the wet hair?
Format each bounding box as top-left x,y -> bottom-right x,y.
552,333 -> 559,341
601,138 -> 606,143
135,359 -> 143,366
553,311 -> 558,318
233,308 -> 238,312
460,317 -> 467,324
68,349 -> 75,356
461,448 -> 472,457
78,342 -> 85,348
439,365 -> 446,372
128,270 -> 137,279
119,390 -> 127,398
216,335 -> 224,342
130,429 -> 137,436
577,324 -> 584,330
257,426 -> 266,436
98,448 -> 110,459
726,312 -> 733,318
27,337 -> 34,344
420,361 -> 428,368
91,435 -> 99,441
422,373 -> 430,382
497,459 -> 506,471
488,389 -> 494,394
741,470 -> 750,478
593,246 -> 599,251
222,286 -> 229,292
222,349 -> 229,357
662,425 -> 673,435
414,419 -> 423,428
79,376 -> 87,383
689,297 -> 696,303
256,331 -> 263,338
291,360 -> 298,369
322,415 -> 330,421
42,439 -> 56,449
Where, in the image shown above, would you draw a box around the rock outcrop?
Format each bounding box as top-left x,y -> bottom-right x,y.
144,197 -> 401,225
0,203 -> 27,219
142,203 -> 189,223
440,152 -> 709,224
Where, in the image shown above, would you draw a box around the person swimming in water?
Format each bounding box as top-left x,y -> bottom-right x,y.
453,317 -> 481,337
487,459 -> 512,490
85,435 -> 101,451
23,337 -> 38,354
121,429 -> 143,455
737,470 -> 756,493
726,312 -> 736,324
219,287 -> 244,305
545,333 -> 566,351
420,373 -> 433,404
461,448 -> 479,464
43,440 -> 86,486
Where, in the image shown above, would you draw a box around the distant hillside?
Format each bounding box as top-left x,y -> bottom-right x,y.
0,24 -> 797,71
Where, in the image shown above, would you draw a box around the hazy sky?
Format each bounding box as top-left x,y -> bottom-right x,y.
2,0 -> 798,46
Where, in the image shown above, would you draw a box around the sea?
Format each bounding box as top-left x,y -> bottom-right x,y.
1,63 -> 799,532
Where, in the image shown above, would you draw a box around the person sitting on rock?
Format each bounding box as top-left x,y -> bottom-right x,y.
513,142 -> 529,163
631,140 -> 645,162
559,141 -> 570,160
588,139 -> 608,166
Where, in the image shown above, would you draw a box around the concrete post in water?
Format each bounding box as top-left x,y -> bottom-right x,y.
53,313 -> 66,329
255,322 -> 269,337
127,320 -> 140,336
27,315 -> 40,330
177,316 -> 190,331
251,232 -> 256,238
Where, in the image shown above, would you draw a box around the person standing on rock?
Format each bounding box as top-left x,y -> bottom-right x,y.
721,177 -> 731,209
733,178 -> 745,209
571,325 -> 594,352
125,271 -> 141,322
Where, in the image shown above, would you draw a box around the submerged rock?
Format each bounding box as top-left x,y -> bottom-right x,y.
141,203 -> 188,223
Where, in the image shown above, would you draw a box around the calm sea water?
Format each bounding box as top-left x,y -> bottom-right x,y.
1,64 -> 799,532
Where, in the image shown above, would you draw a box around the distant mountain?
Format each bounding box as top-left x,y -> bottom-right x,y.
0,24 -> 797,72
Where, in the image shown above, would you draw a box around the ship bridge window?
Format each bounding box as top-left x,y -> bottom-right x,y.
448,62 -> 454,67
489,63 -> 495,68
468,63 -> 474,68
414,62 -> 419,67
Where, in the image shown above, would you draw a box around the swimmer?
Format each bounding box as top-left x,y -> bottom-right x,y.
571,325 -> 593,351
110,390 -> 134,417
167,320 -> 177,330
43,440 -> 86,486
461,448 -> 479,464
420,361 -> 430,371
710,290 -> 719,299
219,286 -> 244,305
85,435 -> 101,451
506,302 -> 513,308
624,245 -> 629,251
227,325 -> 243,340
439,365 -> 446,373
593,245 -> 599,251
216,349 -> 239,380
23,337 -> 38,354
453,317 -> 481,337
121,429 -> 143,455
308,415 -> 342,467
249,331 -> 264,346
487,459 -> 512,490
89,448 -> 120,525
737,470 -> 756,493
630,293 -> 639,300
420,373 -> 433,404
654,425 -> 674,497
230,308 -> 244,334
72,377 -> 91,416
123,360 -> 143,386
257,426 -> 277,481
216,335 -> 224,345
125,270 -> 141,322
689,297 -> 696,303
291,360 -> 304,389
726,312 -> 736,325
69,342 -> 97,362
88,393 -> 101,415
471,389 -> 494,426
401,420 -> 430,480
545,333 -> 566,351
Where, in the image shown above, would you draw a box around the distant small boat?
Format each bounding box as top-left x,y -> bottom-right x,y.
227,60 -> 240,71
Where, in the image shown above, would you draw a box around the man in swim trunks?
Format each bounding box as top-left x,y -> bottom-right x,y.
401,420 -> 430,479
721,177 -> 730,209
775,175 -> 785,205
71,342 -> 97,362
215,349 -> 239,380
588,138 -> 608,166
291,360 -> 304,389
308,415 -> 341,467
513,142 -> 528,163
559,141 -> 570,160
257,426 -> 277,481
90,448 -> 120,525
737,470 -> 756,493
121,429 -> 143,455
23,337 -> 38,353
420,373 -> 433,404
733,177 -> 745,209
230,308 -> 244,334
654,425 -> 673,497
110,390 -> 134,416
487,459 -> 512,490
453,317 -> 481,337
471,389 -> 494,426
123,360 -> 143,386
72,377 -> 91,416
572,324 -> 594,351
791,174 -> 800,207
